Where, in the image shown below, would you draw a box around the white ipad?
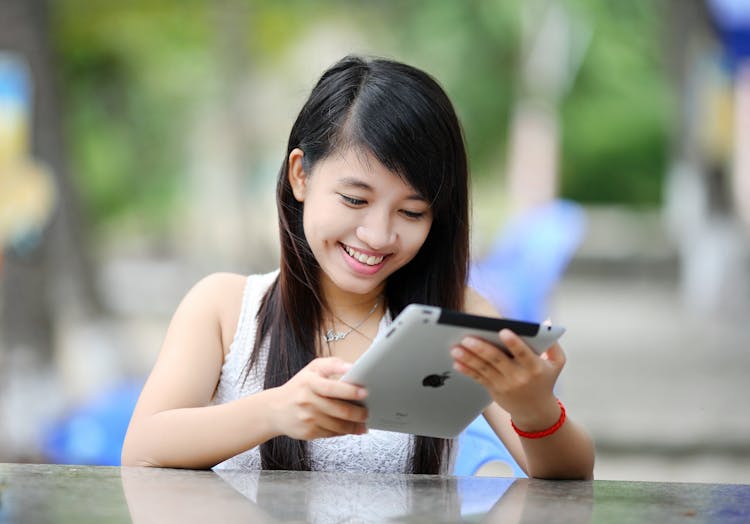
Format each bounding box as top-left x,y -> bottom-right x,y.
340,304 -> 565,438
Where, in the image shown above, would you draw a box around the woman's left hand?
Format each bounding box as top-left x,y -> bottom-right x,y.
450,329 -> 565,421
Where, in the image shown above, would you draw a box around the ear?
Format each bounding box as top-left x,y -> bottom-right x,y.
287,148 -> 307,202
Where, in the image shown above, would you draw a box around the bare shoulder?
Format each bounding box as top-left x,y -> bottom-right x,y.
463,286 -> 501,317
183,272 -> 246,311
181,272 -> 248,352
190,272 -> 247,297
128,272 -> 248,423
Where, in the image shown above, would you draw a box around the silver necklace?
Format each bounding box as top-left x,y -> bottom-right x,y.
323,299 -> 381,342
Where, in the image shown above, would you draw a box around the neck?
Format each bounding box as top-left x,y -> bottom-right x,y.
319,274 -> 385,319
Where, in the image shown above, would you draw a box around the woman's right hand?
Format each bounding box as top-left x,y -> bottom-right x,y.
268,357 -> 370,440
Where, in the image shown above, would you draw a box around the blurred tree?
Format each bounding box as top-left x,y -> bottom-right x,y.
0,0 -> 99,361
49,1 -> 213,236
559,0 -> 672,207
45,0 -> 674,252
383,0 -> 671,207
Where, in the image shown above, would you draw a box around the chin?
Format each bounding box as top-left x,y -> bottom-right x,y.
333,272 -> 387,296
342,280 -> 383,296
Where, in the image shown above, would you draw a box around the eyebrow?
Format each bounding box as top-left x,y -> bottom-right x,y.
337,177 -> 427,202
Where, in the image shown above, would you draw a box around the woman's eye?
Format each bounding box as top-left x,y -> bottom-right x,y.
401,210 -> 426,220
339,194 -> 366,206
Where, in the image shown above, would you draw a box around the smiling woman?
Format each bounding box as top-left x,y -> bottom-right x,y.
120,55 -> 594,481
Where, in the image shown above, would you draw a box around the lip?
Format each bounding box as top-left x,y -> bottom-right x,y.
339,243 -> 390,276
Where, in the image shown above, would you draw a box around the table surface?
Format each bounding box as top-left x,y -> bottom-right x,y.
0,463 -> 748,523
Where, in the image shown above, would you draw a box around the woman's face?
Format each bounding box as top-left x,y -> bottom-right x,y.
288,147 -> 433,302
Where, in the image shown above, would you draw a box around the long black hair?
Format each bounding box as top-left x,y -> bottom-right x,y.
249,55 -> 470,473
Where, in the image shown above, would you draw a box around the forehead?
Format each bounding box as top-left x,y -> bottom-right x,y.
312,148 -> 425,199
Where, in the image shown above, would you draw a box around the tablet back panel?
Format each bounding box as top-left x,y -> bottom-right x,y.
342,305 -> 565,438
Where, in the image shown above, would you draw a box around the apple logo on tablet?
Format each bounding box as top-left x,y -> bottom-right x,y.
422,372 -> 451,388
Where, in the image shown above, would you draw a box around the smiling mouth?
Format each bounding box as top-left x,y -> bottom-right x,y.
342,244 -> 387,266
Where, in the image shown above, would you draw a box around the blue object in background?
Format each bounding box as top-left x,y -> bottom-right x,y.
469,200 -> 587,323
0,53 -> 31,111
456,416 -> 527,477
454,200 -> 587,476
708,0 -> 750,75
43,380 -> 143,465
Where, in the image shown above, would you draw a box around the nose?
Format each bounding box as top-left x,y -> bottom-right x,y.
356,214 -> 397,251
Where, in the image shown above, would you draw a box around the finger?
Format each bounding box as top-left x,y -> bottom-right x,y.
467,335 -> 518,361
314,396 -> 369,424
456,337 -> 509,368
308,357 -> 352,378
311,375 -> 368,402
451,341 -> 507,382
498,329 -> 538,361
452,357 -> 490,386
299,424 -> 342,440
314,411 -> 368,436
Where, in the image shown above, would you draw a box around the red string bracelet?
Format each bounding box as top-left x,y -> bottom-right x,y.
511,398 -> 566,439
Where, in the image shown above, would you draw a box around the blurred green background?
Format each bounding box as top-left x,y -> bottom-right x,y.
53,0 -> 669,235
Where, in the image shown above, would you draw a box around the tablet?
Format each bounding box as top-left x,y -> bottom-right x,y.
340,304 -> 565,438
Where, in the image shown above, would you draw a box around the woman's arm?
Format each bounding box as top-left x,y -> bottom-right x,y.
121,273 -> 273,468
121,273 -> 368,469
455,288 -> 595,480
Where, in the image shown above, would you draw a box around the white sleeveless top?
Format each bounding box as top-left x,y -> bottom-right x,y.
212,270 -> 455,473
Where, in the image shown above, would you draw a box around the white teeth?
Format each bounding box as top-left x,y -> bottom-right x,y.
344,245 -> 384,266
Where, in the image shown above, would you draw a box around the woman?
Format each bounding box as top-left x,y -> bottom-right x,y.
122,55 -> 594,479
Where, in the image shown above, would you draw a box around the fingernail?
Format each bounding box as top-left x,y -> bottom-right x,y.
450,347 -> 463,358
357,388 -> 367,399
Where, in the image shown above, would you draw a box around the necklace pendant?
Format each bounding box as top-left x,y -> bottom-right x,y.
323,298 -> 380,343
324,329 -> 347,342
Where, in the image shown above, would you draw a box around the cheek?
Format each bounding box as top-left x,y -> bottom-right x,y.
301,207 -> 314,243
302,206 -> 327,256
402,221 -> 432,257
303,202 -> 343,246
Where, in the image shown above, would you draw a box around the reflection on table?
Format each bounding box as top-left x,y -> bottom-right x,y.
0,463 -> 748,523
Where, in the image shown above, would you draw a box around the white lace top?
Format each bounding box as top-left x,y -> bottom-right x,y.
212,271 -> 455,473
